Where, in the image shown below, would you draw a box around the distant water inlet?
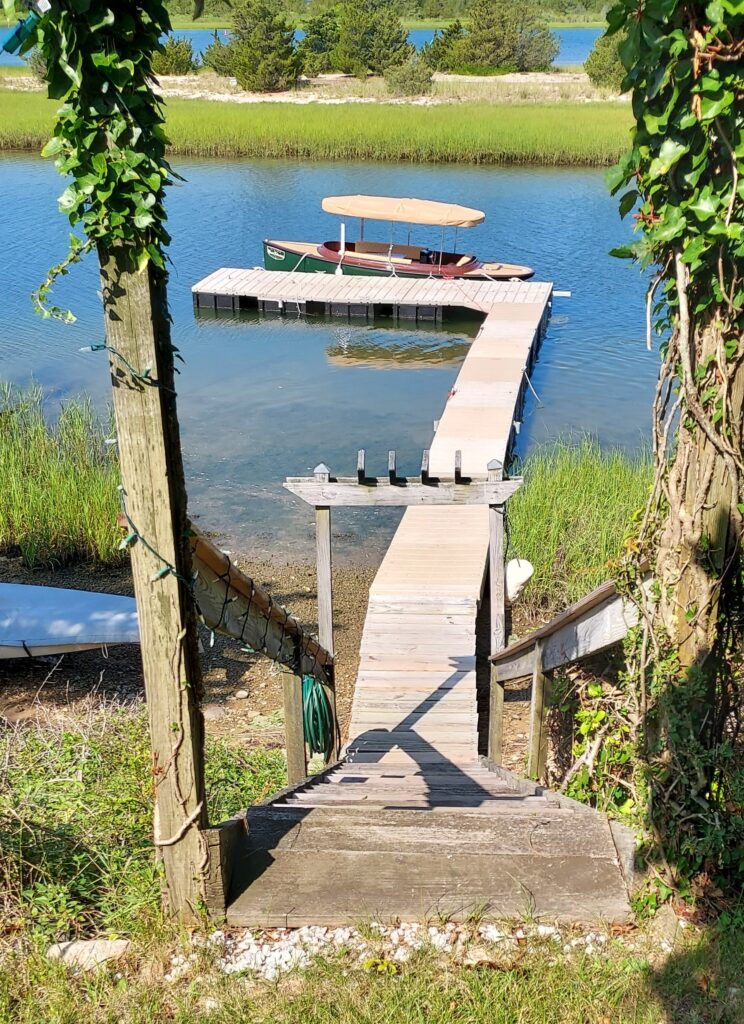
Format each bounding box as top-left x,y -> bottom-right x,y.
0,26 -> 603,68
1,155 -> 657,560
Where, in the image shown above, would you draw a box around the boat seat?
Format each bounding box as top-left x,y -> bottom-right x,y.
455,254 -> 474,267
354,241 -> 421,259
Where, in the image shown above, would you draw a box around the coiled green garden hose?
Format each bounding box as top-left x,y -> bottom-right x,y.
301,674 -> 332,756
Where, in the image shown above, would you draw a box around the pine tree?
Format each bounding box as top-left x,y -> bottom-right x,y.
226,0 -> 300,92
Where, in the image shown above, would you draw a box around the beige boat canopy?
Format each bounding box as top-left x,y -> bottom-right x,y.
321,195 -> 486,228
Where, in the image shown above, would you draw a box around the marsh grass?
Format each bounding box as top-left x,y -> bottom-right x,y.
509,438 -> 652,615
0,383 -> 122,567
0,89 -> 632,165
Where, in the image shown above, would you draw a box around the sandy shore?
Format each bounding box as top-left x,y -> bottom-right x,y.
0,551 -> 530,772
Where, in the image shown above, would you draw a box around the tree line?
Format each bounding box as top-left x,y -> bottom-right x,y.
154,0 -> 560,90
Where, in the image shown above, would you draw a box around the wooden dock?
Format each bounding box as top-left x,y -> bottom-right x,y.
192,268 -> 633,925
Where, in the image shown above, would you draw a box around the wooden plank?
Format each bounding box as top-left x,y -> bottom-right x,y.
284,477 -> 521,507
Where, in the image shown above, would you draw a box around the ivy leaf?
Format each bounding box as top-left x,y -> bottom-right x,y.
618,190 -> 639,218
41,136 -> 65,158
2,0 -> 15,23
648,138 -> 688,179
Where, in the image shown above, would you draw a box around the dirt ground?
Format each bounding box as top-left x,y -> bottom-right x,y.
0,552 -> 531,773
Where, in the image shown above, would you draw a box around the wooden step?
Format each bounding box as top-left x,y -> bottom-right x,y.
227,806 -> 631,927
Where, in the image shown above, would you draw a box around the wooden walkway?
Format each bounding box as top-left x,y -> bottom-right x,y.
192,268 -> 633,925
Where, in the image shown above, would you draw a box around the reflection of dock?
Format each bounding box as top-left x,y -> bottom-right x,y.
197,268 -> 633,926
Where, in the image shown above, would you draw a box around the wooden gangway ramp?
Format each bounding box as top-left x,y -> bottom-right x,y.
192,269 -> 633,926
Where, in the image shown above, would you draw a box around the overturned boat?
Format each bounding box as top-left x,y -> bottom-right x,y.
263,194 -> 534,281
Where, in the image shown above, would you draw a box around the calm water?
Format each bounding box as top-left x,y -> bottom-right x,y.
0,155 -> 656,560
0,26 -> 602,68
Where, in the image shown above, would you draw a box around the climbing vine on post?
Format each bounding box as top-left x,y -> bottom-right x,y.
14,0 -> 211,916
602,0 -> 743,896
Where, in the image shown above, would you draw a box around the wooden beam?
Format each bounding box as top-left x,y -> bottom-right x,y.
284,476 -> 522,507
357,449 -> 366,484
388,449 -> 396,484
487,458 -> 506,765
420,449 -> 430,485
100,247 -> 207,917
314,464 -> 339,762
527,641 -> 550,780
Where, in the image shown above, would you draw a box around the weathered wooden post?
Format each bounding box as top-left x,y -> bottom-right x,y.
487,458 -> 506,764
313,463 -> 339,761
100,249 -> 208,916
282,671 -> 308,786
527,640 -> 551,780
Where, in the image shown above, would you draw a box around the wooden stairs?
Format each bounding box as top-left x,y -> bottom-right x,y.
225,759 -> 633,926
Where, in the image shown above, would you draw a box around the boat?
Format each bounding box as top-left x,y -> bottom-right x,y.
263,195 -> 534,281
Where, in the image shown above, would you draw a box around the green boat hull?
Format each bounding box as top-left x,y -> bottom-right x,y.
263,242 -> 436,279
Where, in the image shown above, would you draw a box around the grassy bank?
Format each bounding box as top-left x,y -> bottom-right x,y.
0,384 -> 121,567
509,439 -> 652,612
0,90 -> 632,165
0,704 -> 284,938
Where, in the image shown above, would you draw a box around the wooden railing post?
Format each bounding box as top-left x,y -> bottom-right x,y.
314,464 -> 339,761
487,458 -> 506,764
283,670 -> 308,787
527,640 -> 551,780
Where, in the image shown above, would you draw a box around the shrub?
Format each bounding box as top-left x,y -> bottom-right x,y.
584,32 -> 626,92
152,36 -> 200,75
203,31 -> 235,77
384,54 -> 433,96
332,0 -> 412,74
422,20 -> 467,71
24,48 -> 47,82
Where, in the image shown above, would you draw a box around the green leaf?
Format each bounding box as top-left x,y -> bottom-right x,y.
58,186 -> 79,212
41,136 -> 65,158
133,211 -> 155,229
618,190 -> 639,218
648,138 -> 687,178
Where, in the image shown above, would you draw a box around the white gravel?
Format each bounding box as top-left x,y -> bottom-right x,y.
162,920 -> 621,983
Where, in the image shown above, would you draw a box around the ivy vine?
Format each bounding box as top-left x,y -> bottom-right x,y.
3,1 -> 175,316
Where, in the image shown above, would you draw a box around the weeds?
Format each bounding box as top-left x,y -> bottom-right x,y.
0,90 -> 632,166
0,702 -> 286,938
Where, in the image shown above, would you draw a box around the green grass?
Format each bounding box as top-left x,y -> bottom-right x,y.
0,383 -> 122,567
0,90 -> 632,165
0,703 -> 286,938
509,439 -> 652,614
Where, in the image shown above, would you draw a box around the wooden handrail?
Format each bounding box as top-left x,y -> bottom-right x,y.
491,578 -> 619,665
190,527 -> 333,670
